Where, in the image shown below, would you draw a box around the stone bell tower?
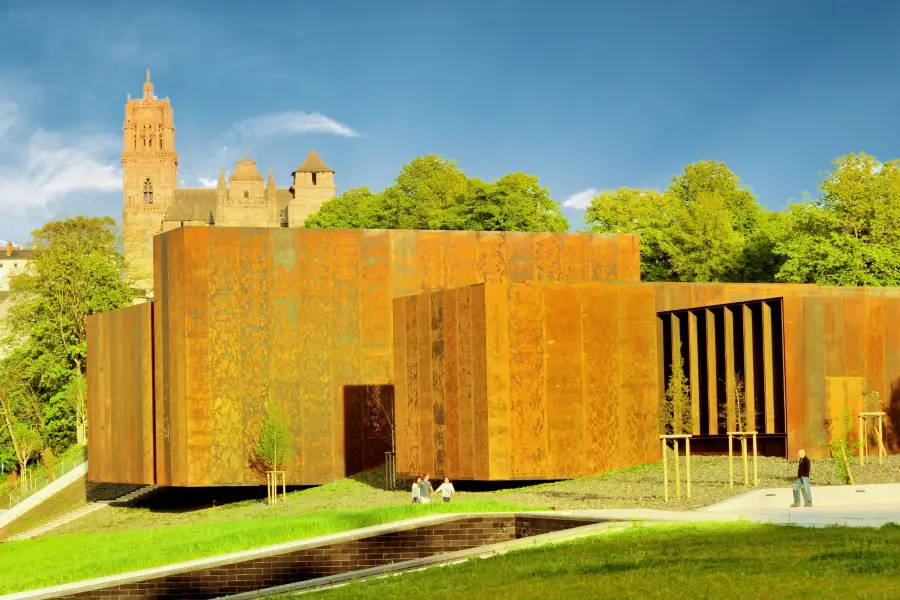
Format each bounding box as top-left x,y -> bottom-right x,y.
122,70 -> 178,291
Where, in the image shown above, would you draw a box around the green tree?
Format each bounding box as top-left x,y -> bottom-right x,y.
305,155 -> 569,233
2,216 -> 133,451
304,187 -> 382,229
775,153 -> 900,286
252,403 -> 289,472
64,374 -> 87,446
380,155 -> 469,230
584,161 -> 780,283
660,356 -> 691,435
456,173 -> 568,233
0,363 -> 43,486
584,188 -> 675,281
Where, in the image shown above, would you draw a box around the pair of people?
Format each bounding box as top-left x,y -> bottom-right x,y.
411,474 -> 455,503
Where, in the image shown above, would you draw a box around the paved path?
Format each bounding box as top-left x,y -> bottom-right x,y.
552,505 -> 900,528
547,484 -> 900,528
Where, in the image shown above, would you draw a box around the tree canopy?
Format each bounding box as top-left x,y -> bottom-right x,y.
773,153 -> 900,286
305,155 -> 569,233
584,161 -> 779,283
1,216 -> 133,455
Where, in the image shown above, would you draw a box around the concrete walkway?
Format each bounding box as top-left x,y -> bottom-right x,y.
547,483 -> 900,529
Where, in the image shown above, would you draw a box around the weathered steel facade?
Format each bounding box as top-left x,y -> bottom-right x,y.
86,302 -> 155,485
86,227 -> 639,486
655,283 -> 900,458
86,226 -> 900,487
392,282 -> 659,481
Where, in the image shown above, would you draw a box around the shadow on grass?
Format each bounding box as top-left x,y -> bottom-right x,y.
133,485 -> 314,513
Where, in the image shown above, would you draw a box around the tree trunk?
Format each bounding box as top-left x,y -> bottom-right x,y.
0,394 -> 26,478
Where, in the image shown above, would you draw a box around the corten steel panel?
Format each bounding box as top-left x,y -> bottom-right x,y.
762,302 -> 776,434
825,377 -> 864,434
688,312 -> 701,435
484,283 -> 512,479
782,296 -> 807,456
654,285 -> 900,458
443,288 -> 460,478
724,306 -> 736,432
417,292 -> 435,477
742,305 -> 756,432
394,282 -> 659,481
508,282 -> 548,478
456,287 -> 476,479
86,303 -> 155,485
544,284 -> 585,479
147,227 -> 637,486
582,285 -> 619,474
617,285 -> 660,467
429,290 -> 445,476
881,289 -> 900,452
705,309 -> 719,434
470,286 -> 490,480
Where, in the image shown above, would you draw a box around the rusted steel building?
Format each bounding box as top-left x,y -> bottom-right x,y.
88,227 -> 641,486
87,227 -> 900,486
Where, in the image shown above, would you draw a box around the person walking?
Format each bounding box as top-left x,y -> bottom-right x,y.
419,474 -> 434,504
411,477 -> 422,503
435,477 -> 455,503
791,449 -> 813,508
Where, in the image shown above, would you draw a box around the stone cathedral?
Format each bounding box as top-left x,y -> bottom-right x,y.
122,71 -> 336,291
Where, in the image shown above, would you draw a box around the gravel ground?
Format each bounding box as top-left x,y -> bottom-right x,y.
496,454 -> 900,511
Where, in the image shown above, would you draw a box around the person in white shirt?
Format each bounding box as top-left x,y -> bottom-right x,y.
435,477 -> 455,503
411,477 -> 422,503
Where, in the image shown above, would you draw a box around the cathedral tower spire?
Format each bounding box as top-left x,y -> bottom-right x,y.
122,70 -> 179,291
143,69 -> 154,99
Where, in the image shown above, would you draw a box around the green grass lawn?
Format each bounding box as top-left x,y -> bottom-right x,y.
0,499 -> 537,595
294,521 -> 900,600
54,455 -> 900,538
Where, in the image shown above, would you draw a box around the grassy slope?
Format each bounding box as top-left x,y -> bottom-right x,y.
299,521 -> 900,600
0,445 -> 87,507
0,474 -> 89,540
3,455 -> 898,594
0,500 -> 534,595
52,455 -> 900,537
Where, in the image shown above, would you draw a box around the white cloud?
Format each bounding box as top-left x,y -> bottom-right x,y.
234,111 -> 360,139
563,187 -> 600,210
0,97 -> 121,218
197,176 -> 218,188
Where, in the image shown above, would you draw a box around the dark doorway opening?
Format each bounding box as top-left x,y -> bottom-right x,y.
343,385 -> 395,477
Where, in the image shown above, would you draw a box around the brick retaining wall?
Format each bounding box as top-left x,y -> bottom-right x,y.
54,515 -> 592,599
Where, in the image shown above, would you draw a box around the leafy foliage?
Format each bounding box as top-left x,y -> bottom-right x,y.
823,406 -> 860,485
774,153 -> 900,286
0,216 -> 132,470
660,356 -> 691,435
306,155 -> 568,233
584,161 -> 780,283
251,403 -> 289,472
64,374 -> 88,445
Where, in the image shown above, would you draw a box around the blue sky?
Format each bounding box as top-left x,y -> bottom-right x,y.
1,0 -> 899,243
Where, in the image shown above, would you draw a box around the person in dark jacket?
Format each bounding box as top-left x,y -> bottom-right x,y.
791,449 -> 813,508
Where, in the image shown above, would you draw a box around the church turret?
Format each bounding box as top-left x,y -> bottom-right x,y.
266,166 -> 276,198
287,150 -> 336,227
